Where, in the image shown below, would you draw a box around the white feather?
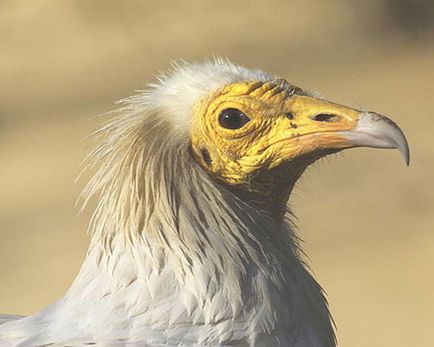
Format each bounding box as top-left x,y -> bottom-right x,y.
0,59 -> 334,347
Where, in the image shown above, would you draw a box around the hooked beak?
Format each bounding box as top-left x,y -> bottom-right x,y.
339,112 -> 410,165
272,95 -> 410,166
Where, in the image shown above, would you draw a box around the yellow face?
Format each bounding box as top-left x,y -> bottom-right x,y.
190,80 -> 362,195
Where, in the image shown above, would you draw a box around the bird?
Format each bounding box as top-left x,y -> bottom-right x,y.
0,59 -> 409,347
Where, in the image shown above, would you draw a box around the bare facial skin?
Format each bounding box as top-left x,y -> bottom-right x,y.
190,80 -> 409,218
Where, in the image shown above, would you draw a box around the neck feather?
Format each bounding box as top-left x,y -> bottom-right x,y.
76,106 -> 335,346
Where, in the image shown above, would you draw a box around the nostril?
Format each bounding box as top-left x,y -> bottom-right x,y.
312,113 -> 340,122
286,112 -> 294,120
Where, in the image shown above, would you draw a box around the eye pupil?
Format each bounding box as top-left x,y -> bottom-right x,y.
218,108 -> 250,129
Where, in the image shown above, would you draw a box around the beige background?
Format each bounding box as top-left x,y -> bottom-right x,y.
1,1 -> 433,346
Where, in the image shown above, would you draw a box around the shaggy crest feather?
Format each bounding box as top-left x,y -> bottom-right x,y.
81,59 -> 274,251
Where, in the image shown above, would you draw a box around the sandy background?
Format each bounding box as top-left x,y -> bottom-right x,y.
0,1 -> 433,346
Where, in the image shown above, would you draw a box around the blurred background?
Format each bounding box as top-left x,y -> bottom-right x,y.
0,0 -> 433,346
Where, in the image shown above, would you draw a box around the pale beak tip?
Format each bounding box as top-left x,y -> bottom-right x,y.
342,112 -> 410,167
401,141 -> 410,167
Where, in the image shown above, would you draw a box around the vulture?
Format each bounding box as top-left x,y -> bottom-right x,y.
0,60 -> 409,347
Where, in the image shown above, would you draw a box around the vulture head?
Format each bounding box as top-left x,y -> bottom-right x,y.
188,74 -> 409,220
0,59 -> 409,347
85,60 -> 408,242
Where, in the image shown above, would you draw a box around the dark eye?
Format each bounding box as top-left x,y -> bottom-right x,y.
218,108 -> 251,130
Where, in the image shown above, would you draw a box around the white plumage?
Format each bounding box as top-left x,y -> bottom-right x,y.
0,59 -> 408,347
